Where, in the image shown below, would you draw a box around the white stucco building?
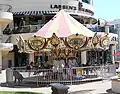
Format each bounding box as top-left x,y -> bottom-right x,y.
107,19 -> 120,60
0,4 -> 13,70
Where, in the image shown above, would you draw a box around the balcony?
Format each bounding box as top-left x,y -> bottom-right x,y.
0,4 -> 13,31
0,4 -> 12,12
3,24 -> 43,34
87,25 -> 117,34
3,24 -> 118,35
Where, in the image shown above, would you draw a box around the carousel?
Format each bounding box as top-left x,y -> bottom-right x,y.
16,10 -> 110,83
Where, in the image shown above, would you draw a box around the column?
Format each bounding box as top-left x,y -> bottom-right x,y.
111,45 -> 116,64
81,51 -> 87,65
25,16 -> 29,25
42,15 -> 46,24
105,25 -> 109,33
90,0 -> 93,5
0,25 -> 2,71
29,53 -> 34,64
0,51 -> 2,71
89,18 -> 93,24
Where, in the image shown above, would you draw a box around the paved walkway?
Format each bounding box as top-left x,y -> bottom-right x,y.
69,80 -> 114,94
0,80 -> 115,94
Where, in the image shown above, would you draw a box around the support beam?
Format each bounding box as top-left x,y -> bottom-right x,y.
29,53 -> 34,64
81,51 -> 87,65
111,45 -> 116,64
42,15 -> 46,24
0,25 -> 2,71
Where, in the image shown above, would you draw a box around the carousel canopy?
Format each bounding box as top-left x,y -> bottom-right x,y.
34,9 -> 95,38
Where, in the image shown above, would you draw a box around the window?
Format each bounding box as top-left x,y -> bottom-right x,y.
82,0 -> 90,4
109,25 -> 117,33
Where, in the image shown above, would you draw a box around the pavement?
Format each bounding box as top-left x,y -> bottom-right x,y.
0,80 -> 116,94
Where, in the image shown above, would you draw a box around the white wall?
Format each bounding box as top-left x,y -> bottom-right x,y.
2,52 -> 14,69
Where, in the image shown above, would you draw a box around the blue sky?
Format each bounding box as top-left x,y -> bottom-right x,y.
94,0 -> 120,21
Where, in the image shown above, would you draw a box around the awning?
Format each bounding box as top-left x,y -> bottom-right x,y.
113,51 -> 120,56
13,11 -> 57,15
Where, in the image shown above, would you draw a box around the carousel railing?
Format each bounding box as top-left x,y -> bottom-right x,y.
10,64 -> 116,87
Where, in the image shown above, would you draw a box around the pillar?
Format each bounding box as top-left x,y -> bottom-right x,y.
105,25 -> 109,33
90,0 -> 93,5
89,18 -> 93,24
0,25 -> 2,71
29,53 -> 34,64
25,16 -> 29,25
42,15 -> 46,24
0,51 -> 2,71
81,51 -> 87,65
111,45 -> 116,64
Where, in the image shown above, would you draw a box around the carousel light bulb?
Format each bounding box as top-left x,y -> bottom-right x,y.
34,35 -> 36,37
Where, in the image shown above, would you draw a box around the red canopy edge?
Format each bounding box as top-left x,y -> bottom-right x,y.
112,51 -> 120,56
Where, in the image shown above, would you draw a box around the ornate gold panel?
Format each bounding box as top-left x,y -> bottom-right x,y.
50,33 -> 60,48
92,33 -> 99,47
28,36 -> 45,51
100,34 -> 109,48
67,34 -> 87,49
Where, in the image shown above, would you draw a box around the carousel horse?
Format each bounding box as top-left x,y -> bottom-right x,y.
33,60 -> 53,80
13,70 -> 24,84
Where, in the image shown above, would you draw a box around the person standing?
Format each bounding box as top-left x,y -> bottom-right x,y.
19,17 -> 25,27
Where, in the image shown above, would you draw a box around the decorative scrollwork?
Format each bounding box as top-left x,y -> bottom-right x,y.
67,34 -> 87,50
16,36 -> 25,52
28,36 -> 45,51
50,33 -> 60,48
92,33 -> 99,47
100,34 -> 109,48
52,48 -> 61,59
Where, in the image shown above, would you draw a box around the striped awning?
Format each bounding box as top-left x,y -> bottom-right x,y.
13,11 -> 58,15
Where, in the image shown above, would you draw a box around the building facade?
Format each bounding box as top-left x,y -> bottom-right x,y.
108,19 -> 120,60
0,0 -> 118,69
0,4 -> 13,70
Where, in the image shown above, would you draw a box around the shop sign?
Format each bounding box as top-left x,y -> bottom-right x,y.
50,3 -> 93,15
50,4 -> 77,10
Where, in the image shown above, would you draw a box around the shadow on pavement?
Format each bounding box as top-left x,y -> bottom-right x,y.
0,82 -> 49,88
99,89 -> 118,94
69,89 -> 95,94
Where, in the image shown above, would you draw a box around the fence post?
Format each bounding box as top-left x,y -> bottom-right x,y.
70,68 -> 72,85
100,65 -> 104,83
37,70 -> 39,87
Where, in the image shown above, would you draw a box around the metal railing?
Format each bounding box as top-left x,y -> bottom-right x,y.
4,24 -> 117,35
9,64 -> 116,87
0,4 -> 12,12
87,26 -> 117,34
3,24 -> 43,34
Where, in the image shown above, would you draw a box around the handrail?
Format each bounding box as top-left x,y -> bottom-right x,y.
3,24 -> 44,34
0,4 -> 12,12
3,24 -> 118,35
11,64 -> 115,71
5,36 -> 12,43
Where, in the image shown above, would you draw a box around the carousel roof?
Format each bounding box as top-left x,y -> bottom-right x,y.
34,9 -> 95,38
